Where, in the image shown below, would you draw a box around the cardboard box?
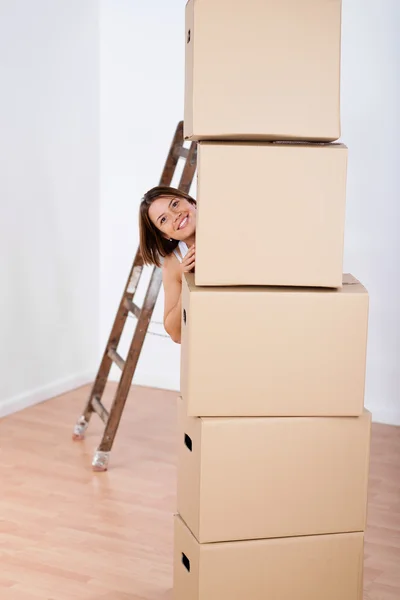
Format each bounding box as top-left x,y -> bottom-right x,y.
177,398 -> 371,543
181,273 -> 369,417
173,515 -> 364,600
184,0 -> 342,141
195,142 -> 347,287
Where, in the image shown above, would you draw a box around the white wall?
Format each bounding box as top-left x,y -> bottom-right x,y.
0,0 -> 99,416
341,0 -> 400,425
101,1 -> 400,423
100,0 -> 186,391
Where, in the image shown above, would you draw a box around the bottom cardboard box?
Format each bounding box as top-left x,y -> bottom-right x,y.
173,515 -> 364,600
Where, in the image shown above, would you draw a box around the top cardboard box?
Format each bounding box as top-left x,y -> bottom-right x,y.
184,0 -> 342,141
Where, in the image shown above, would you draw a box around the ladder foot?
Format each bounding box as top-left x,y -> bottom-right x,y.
72,416 -> 89,441
92,450 -> 110,472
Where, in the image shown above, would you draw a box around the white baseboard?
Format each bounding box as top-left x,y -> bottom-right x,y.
4,372 -> 398,428
108,371 -> 180,393
132,372 -> 180,393
0,371 -> 95,419
368,406 -> 400,427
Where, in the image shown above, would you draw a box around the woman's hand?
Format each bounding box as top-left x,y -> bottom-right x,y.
180,244 -> 195,274
162,245 -> 195,344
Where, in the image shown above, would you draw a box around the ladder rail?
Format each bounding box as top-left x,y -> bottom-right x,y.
160,121 -> 184,186
179,141 -> 197,193
95,267 -> 163,464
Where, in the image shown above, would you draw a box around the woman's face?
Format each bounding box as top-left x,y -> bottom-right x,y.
148,195 -> 196,241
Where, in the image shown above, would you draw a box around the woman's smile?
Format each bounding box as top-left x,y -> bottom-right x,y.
176,214 -> 189,231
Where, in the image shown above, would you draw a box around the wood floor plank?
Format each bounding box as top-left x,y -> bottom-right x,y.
0,383 -> 399,599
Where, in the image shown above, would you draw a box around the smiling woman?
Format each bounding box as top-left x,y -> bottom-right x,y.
139,186 -> 197,343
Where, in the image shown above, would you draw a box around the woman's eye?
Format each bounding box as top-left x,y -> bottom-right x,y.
173,200 -> 179,208
161,217 -> 166,225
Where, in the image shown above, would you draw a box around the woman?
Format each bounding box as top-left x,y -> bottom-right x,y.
139,186 -> 197,344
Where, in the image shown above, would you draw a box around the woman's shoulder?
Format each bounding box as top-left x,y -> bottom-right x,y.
162,251 -> 181,280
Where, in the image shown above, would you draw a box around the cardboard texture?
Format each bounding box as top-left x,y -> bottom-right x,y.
195,141 -> 348,287
181,273 -> 369,417
177,398 -> 371,543
173,515 -> 364,600
184,0 -> 342,141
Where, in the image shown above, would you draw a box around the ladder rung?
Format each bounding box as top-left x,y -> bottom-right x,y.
108,348 -> 126,370
124,298 -> 141,319
91,397 -> 109,424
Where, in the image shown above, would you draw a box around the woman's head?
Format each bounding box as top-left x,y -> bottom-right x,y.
139,186 -> 196,266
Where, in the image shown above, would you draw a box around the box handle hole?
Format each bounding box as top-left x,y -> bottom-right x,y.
184,434 -> 192,452
183,309 -> 187,325
182,553 -> 191,572
187,29 -> 191,43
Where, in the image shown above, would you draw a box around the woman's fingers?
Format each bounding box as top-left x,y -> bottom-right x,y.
184,247 -> 195,259
183,250 -> 195,265
183,261 -> 195,271
179,245 -> 195,272
183,258 -> 195,272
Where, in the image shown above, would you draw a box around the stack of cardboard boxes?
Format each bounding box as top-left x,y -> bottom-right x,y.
174,1 -> 371,598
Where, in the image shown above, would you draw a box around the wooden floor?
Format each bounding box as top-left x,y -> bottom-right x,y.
0,384 -> 399,600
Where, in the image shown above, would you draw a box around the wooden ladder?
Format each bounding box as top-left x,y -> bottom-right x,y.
72,121 -> 197,471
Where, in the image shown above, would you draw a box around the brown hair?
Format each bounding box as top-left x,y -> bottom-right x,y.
139,185 -> 196,267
